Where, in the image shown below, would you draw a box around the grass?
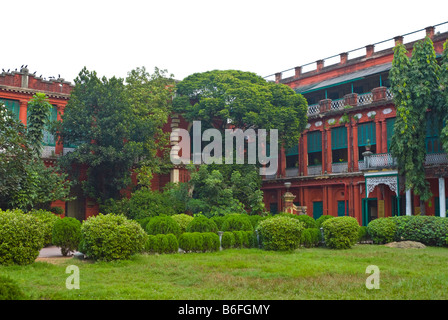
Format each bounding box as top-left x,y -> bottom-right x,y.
2,245 -> 448,300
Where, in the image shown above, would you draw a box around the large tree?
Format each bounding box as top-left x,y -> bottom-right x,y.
390,37 -> 446,213
58,67 -> 175,203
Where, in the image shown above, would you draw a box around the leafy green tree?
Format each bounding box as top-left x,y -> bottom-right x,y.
58,67 -> 174,203
390,37 -> 443,213
439,40 -> 448,150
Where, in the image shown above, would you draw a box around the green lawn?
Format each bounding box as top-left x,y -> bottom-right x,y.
2,245 -> 448,300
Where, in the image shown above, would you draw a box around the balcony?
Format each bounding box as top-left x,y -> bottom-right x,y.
360,152 -> 448,170
307,165 -> 322,176
332,162 -> 348,173
307,87 -> 393,116
285,167 -> 299,177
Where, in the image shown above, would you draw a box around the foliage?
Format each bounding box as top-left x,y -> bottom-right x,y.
221,214 -> 253,232
58,67 -> 174,204
26,92 -> 53,156
358,226 -> 371,242
172,214 -> 194,234
52,217 -> 82,256
178,232 -> 219,253
0,275 -> 26,300
29,209 -> 61,246
0,209 -> 45,265
257,216 -> 304,251
145,215 -> 180,237
322,216 -> 360,249
186,215 -> 218,233
278,213 -> 317,229
367,218 -> 397,244
221,232 -> 235,249
145,234 -> 178,254
390,37 -> 445,205
173,69 -> 308,150
316,215 -> 335,229
299,228 -> 321,248
393,216 -> 448,247
80,213 -> 147,261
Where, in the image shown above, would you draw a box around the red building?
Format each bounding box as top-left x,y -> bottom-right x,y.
262,24 -> 448,225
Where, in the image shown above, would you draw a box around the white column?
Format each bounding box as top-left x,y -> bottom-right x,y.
439,177 -> 446,218
406,189 -> 412,216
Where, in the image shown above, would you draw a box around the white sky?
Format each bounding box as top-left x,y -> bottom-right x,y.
1,0 -> 447,83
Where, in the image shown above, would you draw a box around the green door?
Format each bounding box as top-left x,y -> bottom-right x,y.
337,201 -> 347,216
313,201 -> 323,220
434,197 -> 448,217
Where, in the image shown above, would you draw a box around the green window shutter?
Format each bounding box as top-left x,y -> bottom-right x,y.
386,118 -> 395,152
307,131 -> 322,153
331,126 -> 347,150
286,144 -> 298,156
425,112 -> 441,153
1,99 -> 20,120
312,201 -> 323,220
358,121 -> 376,147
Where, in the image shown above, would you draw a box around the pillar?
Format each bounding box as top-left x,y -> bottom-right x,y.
406,189 -> 412,216
303,133 -> 308,176
439,177 -> 446,218
352,123 -> 359,171
19,100 -> 28,125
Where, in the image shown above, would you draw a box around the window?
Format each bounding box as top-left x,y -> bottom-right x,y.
358,121 -> 376,158
386,118 -> 395,152
1,98 -> 20,120
331,126 -> 348,163
307,131 -> 322,166
426,112 -> 442,154
285,144 -> 298,168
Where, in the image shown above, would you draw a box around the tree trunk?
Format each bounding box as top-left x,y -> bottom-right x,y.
420,199 -> 426,215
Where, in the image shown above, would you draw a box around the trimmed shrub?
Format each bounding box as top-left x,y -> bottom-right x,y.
0,275 -> 26,300
245,231 -> 258,248
300,228 -> 321,248
248,215 -> 267,229
221,232 -> 235,249
29,209 -> 61,246
0,209 -> 45,265
146,234 -> 178,254
257,216 -> 304,251
178,232 -> 220,253
233,231 -> 244,248
80,213 -> 148,261
316,215 -> 335,229
136,216 -> 152,230
221,214 -> 253,232
202,232 -> 220,252
211,216 -> 226,230
52,217 -> 82,256
48,206 -> 64,215
322,216 -> 360,249
358,226 -> 370,242
367,218 -> 397,244
393,216 -> 448,247
295,215 -> 317,229
172,214 -> 194,234
186,215 -> 218,233
145,215 -> 180,237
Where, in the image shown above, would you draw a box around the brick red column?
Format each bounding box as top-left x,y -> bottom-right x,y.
352,122 -> 359,171
326,129 -> 332,174
19,100 -> 28,125
303,133 -> 308,176
375,120 -> 382,153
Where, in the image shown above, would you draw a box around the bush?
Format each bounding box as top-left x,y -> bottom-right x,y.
202,232 -> 220,252
367,218 -> 397,244
145,215 -> 180,237
248,215 -> 267,229
358,226 -> 370,242
186,215 -> 218,233
393,216 -> 448,247
0,275 -> 26,300
295,215 -> 317,229
300,228 -> 321,248
322,216 -> 360,249
0,209 -> 45,265
316,215 -> 335,229
29,209 -> 61,246
257,216 -> 304,251
245,231 -> 258,248
145,234 -> 178,254
172,214 -> 194,234
80,213 -> 148,261
52,217 -> 82,256
211,216 -> 226,230
221,214 -> 253,232
178,232 -> 220,253
48,206 -> 64,215
221,232 -> 235,249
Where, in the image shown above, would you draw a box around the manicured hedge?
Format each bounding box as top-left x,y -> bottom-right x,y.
179,232 -> 220,253
145,215 -> 180,237
257,216 -> 304,251
300,228 -> 321,248
172,214 -> 194,234
367,217 -> 396,244
322,216 -> 360,249
221,231 -> 235,249
0,209 -> 45,265
80,213 -> 148,261
316,215 -> 335,229
29,209 -> 61,246
52,217 -> 82,256
186,215 -> 218,233
221,214 -> 253,232
145,234 -> 178,254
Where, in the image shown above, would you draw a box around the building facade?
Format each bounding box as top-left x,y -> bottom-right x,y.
262,25 -> 448,225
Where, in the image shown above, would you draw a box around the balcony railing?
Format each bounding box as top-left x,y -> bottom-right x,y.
41,146 -> 56,158
307,103 -> 320,116
357,92 -> 373,106
360,152 -> 448,170
330,98 -> 344,111
332,162 -> 348,173
285,167 -> 299,177
425,153 -> 448,165
307,165 -> 322,176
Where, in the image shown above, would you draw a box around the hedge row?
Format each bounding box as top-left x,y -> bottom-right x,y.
367,216 -> 448,246
179,232 -> 220,253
